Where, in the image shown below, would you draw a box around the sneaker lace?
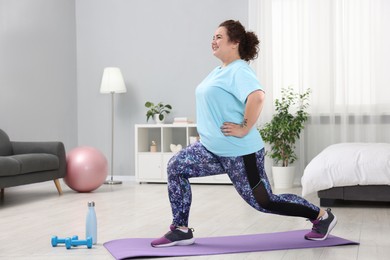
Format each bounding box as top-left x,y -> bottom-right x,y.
306,218 -> 322,232
171,226 -> 195,233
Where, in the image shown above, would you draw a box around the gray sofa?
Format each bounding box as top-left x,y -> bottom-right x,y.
0,128 -> 66,199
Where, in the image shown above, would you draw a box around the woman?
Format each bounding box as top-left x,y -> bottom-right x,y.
151,20 -> 337,247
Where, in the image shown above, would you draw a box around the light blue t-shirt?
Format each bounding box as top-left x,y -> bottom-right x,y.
196,59 -> 264,157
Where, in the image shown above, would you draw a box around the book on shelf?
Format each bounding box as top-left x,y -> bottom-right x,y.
173,117 -> 193,124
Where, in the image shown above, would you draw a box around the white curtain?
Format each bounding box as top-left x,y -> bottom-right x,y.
249,0 -> 390,179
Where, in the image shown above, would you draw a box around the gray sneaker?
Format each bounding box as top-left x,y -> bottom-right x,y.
151,225 -> 195,247
305,208 -> 337,241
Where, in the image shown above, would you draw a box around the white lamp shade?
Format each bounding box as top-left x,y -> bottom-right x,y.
100,67 -> 127,93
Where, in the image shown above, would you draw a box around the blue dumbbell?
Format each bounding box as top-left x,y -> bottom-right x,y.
65,236 -> 93,249
51,235 -> 78,247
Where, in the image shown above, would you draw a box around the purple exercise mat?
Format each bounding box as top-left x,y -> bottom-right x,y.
103,229 -> 358,259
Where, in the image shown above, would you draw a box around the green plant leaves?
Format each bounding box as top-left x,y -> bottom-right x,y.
258,87 -> 311,167
145,101 -> 172,122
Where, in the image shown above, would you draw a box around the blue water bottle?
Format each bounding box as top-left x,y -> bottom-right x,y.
86,201 -> 97,244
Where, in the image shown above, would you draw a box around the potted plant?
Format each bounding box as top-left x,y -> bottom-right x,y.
258,87 -> 311,189
145,101 -> 172,124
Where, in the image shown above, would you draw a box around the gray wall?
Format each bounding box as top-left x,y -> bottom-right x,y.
1,0 -> 249,177
76,0 -> 249,176
0,0 -> 78,149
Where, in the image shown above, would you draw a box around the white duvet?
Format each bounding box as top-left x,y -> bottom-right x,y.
301,143 -> 390,196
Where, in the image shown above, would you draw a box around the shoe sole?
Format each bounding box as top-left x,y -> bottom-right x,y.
306,215 -> 338,241
151,238 -> 195,248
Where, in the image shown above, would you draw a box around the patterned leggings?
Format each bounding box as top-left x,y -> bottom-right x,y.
167,141 -> 320,227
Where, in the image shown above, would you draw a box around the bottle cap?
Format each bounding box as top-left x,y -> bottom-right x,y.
88,201 -> 95,207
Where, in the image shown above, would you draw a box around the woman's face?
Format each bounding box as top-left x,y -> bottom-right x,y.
211,26 -> 238,60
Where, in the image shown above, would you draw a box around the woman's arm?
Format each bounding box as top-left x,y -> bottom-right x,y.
221,90 -> 265,138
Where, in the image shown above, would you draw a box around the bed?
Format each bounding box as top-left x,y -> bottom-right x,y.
301,143 -> 390,206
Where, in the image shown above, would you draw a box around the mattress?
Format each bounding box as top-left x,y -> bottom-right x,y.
301,143 -> 390,196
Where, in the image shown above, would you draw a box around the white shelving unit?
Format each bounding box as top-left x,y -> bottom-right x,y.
135,124 -> 231,184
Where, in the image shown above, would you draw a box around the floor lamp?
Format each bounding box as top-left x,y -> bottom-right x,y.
100,67 -> 127,184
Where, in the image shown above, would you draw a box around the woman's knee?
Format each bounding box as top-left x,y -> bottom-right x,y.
167,155 -> 187,180
167,158 -> 178,176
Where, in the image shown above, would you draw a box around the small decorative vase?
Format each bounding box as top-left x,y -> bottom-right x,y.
150,141 -> 157,152
153,114 -> 165,124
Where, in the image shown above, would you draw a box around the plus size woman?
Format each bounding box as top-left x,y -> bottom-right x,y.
151,20 -> 337,248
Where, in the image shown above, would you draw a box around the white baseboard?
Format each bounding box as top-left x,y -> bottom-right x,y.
106,175 -> 136,183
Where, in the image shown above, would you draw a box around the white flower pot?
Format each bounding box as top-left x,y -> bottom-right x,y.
272,166 -> 295,189
153,114 -> 165,124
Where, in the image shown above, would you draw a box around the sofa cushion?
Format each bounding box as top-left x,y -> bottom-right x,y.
0,157 -> 20,176
0,154 -> 59,177
0,129 -> 13,156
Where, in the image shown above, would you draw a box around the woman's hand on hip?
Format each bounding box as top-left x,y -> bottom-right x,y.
220,122 -> 248,138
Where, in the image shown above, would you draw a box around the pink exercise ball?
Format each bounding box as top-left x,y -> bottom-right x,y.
65,146 -> 108,192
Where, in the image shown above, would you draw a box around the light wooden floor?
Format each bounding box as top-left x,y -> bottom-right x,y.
0,179 -> 389,260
